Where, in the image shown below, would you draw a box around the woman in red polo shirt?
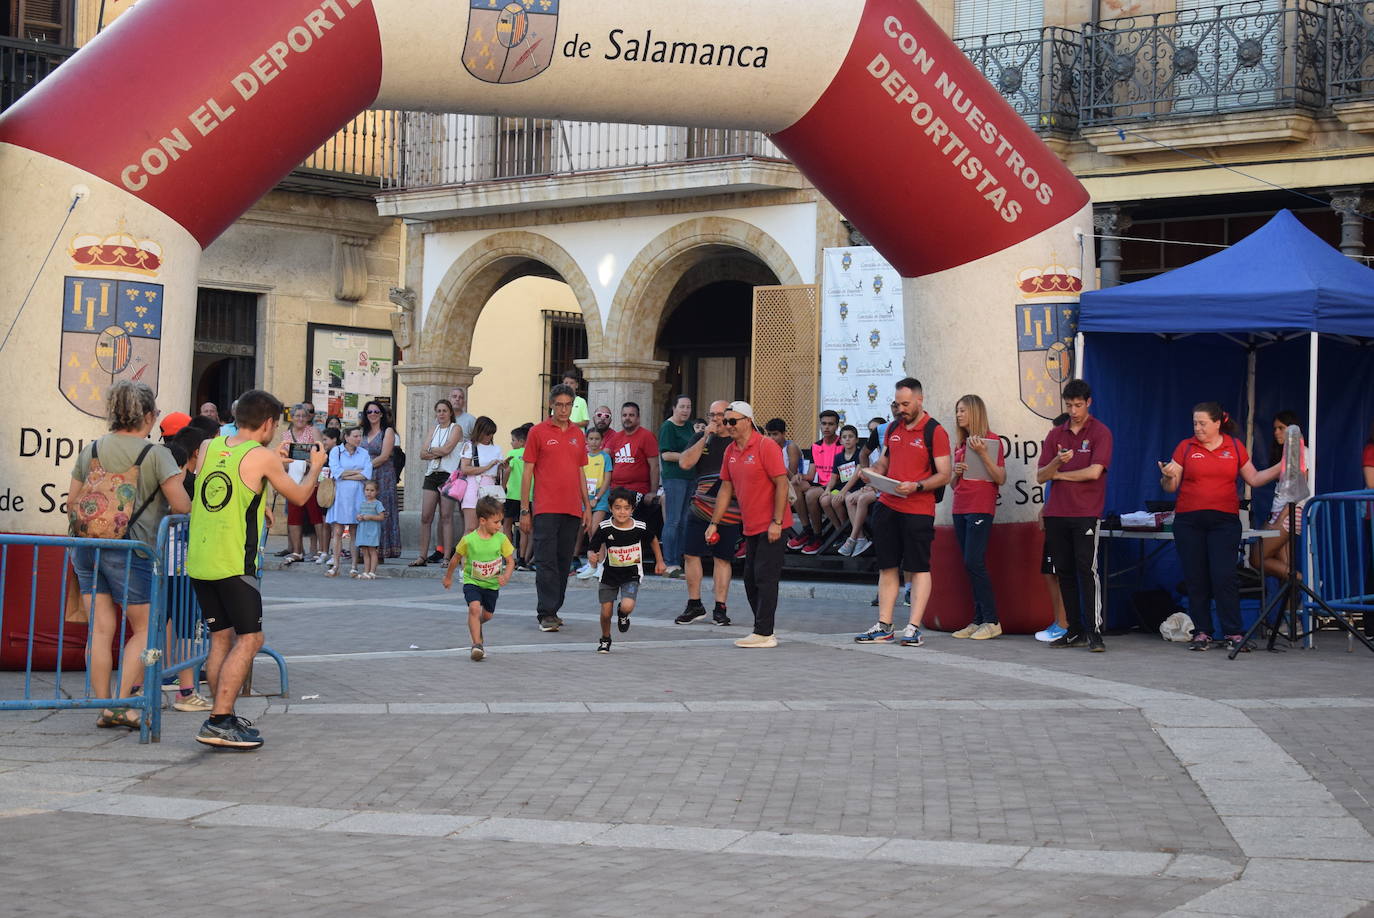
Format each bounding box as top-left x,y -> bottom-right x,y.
1159,402 -> 1282,652
949,395 -> 1007,640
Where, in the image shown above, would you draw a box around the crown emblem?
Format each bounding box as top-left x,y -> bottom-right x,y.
69,233 -> 164,276
1017,262 -> 1083,299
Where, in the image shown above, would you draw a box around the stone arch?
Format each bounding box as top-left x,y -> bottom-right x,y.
605,217 -> 804,364
419,230 -> 602,367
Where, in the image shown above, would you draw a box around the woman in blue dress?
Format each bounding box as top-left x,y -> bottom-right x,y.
326,426 -> 372,576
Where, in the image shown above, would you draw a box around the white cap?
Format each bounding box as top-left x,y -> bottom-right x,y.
727,400 -> 754,418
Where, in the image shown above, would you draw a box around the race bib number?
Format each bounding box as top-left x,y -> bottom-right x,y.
608,543 -> 642,567
472,557 -> 503,579
837,460 -> 857,483
587,478 -> 598,496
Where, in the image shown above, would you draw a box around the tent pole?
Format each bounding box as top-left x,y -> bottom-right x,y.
1076,331 -> 1085,379
1245,347 -> 1256,503
1308,331 -> 1318,496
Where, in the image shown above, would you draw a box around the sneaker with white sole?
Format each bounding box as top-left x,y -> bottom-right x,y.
1034,623 -> 1067,643
172,692 -> 212,713
195,717 -> 263,750
852,537 -> 873,556
470,644 -> 485,661
575,564 -> 596,580
596,636 -> 612,653
951,624 -> 979,639
538,618 -> 561,632
899,624 -> 924,646
970,623 -> 1002,640
837,537 -> 857,557
734,633 -> 777,648
855,622 -> 895,643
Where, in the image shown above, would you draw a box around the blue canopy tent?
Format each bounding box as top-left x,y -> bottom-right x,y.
1079,209 -> 1374,519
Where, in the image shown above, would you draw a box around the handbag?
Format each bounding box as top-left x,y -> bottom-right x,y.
439,441 -> 475,502
316,474 -> 336,509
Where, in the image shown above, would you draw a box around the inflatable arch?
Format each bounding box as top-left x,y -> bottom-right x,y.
0,0 -> 1092,619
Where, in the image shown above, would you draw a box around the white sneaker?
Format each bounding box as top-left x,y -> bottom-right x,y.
1035,623 -> 1068,642
852,538 -> 873,556
314,553 -> 328,564
838,538 -> 857,557
734,633 -> 778,648
172,692 -> 212,713
575,564 -> 597,580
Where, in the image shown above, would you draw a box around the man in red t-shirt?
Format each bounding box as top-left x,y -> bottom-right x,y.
854,378 -> 952,647
708,401 -> 792,648
604,400 -> 662,551
520,384 -> 592,631
1035,378 -> 1113,651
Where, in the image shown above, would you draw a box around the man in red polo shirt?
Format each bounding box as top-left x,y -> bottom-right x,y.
1035,378 -> 1113,652
520,384 -> 593,632
855,377 -> 952,647
707,401 -> 791,648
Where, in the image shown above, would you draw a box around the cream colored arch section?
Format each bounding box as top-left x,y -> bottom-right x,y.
420,230 -> 603,366
606,217 -> 805,363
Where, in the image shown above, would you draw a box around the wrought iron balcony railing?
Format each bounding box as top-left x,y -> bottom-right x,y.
1082,0 -> 1328,125
1331,0 -> 1374,102
954,26 -> 1082,134
0,36 -> 75,112
383,115 -> 786,191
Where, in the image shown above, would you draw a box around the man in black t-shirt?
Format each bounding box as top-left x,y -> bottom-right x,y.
674,400 -> 739,626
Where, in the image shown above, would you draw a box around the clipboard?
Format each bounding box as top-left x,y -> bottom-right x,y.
961,437 -> 1001,482
861,470 -> 907,496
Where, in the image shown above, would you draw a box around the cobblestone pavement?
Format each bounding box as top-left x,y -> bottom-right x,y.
2,567 -> 1373,917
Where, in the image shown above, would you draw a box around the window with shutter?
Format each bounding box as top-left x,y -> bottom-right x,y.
14,0 -> 71,43
953,0 -> 1044,38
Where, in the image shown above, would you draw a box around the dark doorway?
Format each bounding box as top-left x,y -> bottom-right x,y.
658,280 -> 754,415
192,288 -> 258,417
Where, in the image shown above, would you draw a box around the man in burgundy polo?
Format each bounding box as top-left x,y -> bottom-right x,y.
1035,378 -> 1113,652
854,377 -> 952,647
520,384 -> 593,632
707,401 -> 791,648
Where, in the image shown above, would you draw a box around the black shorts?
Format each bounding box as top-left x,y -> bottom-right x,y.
423,469 -> 450,491
871,502 -> 934,573
504,499 -> 521,521
683,514 -> 740,561
192,576 -> 263,635
462,584 -> 499,613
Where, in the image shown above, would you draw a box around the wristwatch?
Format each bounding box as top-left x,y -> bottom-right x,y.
915,481 -> 925,492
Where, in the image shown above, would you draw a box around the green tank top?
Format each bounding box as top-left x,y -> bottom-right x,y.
186,437 -> 266,581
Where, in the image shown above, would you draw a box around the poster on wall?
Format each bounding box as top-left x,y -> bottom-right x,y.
819,247 -> 906,434
305,324 -> 398,427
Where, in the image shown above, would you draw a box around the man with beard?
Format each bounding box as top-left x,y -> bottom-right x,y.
675,399 -> 736,626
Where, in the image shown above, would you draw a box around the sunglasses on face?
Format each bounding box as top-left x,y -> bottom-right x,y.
366,409 -> 381,414
723,417 -> 743,426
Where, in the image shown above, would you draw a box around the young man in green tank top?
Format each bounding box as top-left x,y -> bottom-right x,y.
188,390 -> 326,750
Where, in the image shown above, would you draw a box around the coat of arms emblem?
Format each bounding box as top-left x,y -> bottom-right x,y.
464,0 -> 560,84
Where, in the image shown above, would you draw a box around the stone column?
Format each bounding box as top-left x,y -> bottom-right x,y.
393,362 -> 482,500
1328,188 -> 1371,259
576,359 -> 670,430
1093,205 -> 1132,288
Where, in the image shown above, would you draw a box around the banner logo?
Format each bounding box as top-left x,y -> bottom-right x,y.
837,355 -> 848,376
59,233 -> 163,418
838,301 -> 848,321
869,329 -> 881,349
464,0 -> 560,84
872,275 -> 884,295
1016,303 -> 1077,420
866,383 -> 878,403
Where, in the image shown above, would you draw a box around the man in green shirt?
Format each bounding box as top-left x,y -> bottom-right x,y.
187,390 -> 325,750
658,394 -> 696,577
562,370 -> 590,430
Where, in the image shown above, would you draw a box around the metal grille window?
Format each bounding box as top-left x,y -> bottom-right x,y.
1331,0 -> 1374,103
750,285 -> 819,442
539,310 -> 587,414
195,288 -> 258,354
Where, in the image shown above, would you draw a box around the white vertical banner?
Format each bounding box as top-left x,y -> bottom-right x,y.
820,247 -> 906,434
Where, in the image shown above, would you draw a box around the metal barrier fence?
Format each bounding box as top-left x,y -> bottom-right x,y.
1302,490 -> 1374,650
0,534 -> 165,742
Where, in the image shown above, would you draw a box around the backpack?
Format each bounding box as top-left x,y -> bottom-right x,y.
923,417 -> 947,504
69,441 -> 160,540
392,441 -> 406,474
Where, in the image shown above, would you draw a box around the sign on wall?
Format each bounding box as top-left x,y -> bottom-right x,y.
305,323 -> 397,426
819,246 -> 905,433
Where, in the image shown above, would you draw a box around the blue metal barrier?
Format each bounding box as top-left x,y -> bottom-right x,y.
0,534 -> 165,742
1302,490 -> 1374,652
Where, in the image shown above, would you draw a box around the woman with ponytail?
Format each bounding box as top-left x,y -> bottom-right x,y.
1159,402 -> 1282,652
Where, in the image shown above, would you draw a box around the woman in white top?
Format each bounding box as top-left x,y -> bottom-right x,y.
1254,411 -> 1308,581
458,415 -> 504,535
411,399 -> 462,567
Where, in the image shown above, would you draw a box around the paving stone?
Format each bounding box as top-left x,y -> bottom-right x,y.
1178,883 -> 1366,918
485,702 -> 589,714
196,804 -> 351,829
457,817 -> 614,845
1164,855 -> 1244,880
1241,859 -> 1374,899
868,838 -> 1026,868
584,702 -> 687,713
727,831 -> 888,860
1018,847 -> 1173,877
586,823 -> 747,852
283,704 -> 389,715
61,792 -> 234,820
321,812 -> 481,837
1224,816 -> 1370,839
387,703 -> 490,714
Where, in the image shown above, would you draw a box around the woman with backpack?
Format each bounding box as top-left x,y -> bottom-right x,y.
68,380 -> 191,729
1159,402 -> 1282,652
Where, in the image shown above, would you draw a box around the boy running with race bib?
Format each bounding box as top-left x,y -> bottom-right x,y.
443,496 -> 515,661
587,488 -> 665,653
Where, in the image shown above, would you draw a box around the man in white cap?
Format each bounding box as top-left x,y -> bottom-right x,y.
706,401 -> 791,648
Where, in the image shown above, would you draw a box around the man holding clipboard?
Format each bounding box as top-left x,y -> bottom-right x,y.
854,378 -> 952,647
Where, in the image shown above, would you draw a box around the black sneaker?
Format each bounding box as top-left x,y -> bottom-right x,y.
1088,634 -> 1106,653
597,636 -> 612,653
712,604 -> 731,627
617,608 -> 631,633
1049,631 -> 1085,648
870,595 -> 880,607
426,550 -> 444,564
196,717 -> 263,750
675,602 -> 707,625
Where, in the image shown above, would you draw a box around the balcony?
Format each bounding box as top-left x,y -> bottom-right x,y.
276,110 -> 402,199
1331,1 -> 1374,131
1,36 -> 74,112
954,26 -> 1082,145
374,115 -> 804,220
1081,0 -> 1327,152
